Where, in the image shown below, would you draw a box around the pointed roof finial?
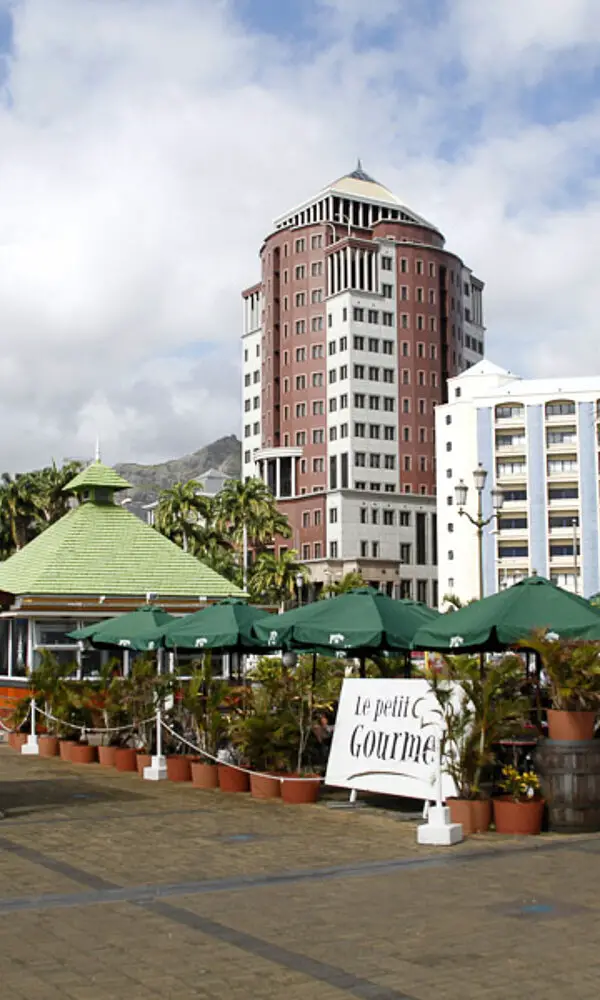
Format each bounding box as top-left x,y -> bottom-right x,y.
95,437 -> 101,463
357,157 -> 363,172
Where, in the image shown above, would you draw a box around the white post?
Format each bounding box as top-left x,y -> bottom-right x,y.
291,458 -> 296,498
416,725 -> 463,846
143,707 -> 167,780
22,698 -> 39,755
123,649 -> 131,678
275,458 -> 281,500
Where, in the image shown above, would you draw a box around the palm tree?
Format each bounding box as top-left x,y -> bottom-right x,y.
321,570 -> 366,599
31,460 -> 84,525
156,480 -> 210,553
216,478 -> 291,589
249,549 -> 307,606
0,473 -> 36,551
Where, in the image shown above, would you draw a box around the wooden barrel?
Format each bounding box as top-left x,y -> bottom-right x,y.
536,740 -> 600,834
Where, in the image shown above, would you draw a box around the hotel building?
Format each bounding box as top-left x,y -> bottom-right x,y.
242,164 -> 485,601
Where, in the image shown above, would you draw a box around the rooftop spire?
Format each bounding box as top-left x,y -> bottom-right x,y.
95,437 -> 101,462
348,160 -> 377,183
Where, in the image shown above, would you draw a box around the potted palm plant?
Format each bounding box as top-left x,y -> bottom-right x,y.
493,765 -> 544,834
182,655 -> 228,790
520,632 -> 600,740
427,654 -> 529,835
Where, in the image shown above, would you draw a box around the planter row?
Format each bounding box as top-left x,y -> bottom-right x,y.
6,735 -> 321,804
448,797 -> 544,835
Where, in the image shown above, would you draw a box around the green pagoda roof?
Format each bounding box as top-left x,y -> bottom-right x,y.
64,461 -> 132,493
0,495 -> 242,599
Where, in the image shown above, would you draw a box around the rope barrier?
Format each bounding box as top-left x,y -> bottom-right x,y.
37,707 -> 156,734
160,720 -> 324,783
0,703 -> 30,732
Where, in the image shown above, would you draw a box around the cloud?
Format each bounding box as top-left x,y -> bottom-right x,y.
0,0 -> 600,471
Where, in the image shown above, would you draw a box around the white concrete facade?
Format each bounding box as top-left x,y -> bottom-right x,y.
242,288 -> 263,481
436,360 -> 600,604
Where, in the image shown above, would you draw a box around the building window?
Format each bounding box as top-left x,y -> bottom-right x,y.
372,541 -> 380,558
340,423 -> 348,437
384,455 -> 395,469
354,335 -> 365,350
354,364 -> 365,379
382,284 -> 393,299
383,510 -> 394,526
311,234 -> 322,250
383,369 -> 394,383
360,507 -> 367,524
400,258 -> 407,272
244,424 -> 251,438
355,423 -> 366,437
340,393 -> 348,407
342,307 -> 347,321
295,292 -> 306,307
312,428 -> 325,444
329,369 -> 337,385
314,542 -> 322,558
399,512 -> 410,527
382,340 -> 393,354
302,511 -> 310,528
369,425 -> 380,440
295,320 -> 306,334
329,507 -> 338,523
360,540 -> 368,557
383,397 -> 395,412
416,287 -> 424,303
311,316 -> 323,332
296,431 -> 306,446
313,457 -> 324,472
400,543 -> 411,563
428,262 -> 435,277
370,453 -> 380,468
295,347 -> 306,362
340,365 -> 348,380
353,307 -> 364,322
355,451 -> 366,466
313,400 -> 324,415
296,375 -> 306,390
295,265 -> 306,279
295,238 -> 305,252
368,337 -> 379,352
340,336 -> 348,350
311,260 -> 323,276
244,399 -> 251,412
295,402 -> 306,417
369,366 -> 380,381
312,372 -> 323,387
381,256 -> 392,270
244,450 -> 251,463
382,312 -> 393,326
329,541 -> 338,558
329,398 -> 337,412
371,508 -> 379,525
404,456 -> 411,471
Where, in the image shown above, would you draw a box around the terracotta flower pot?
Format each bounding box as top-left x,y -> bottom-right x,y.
70,744 -> 98,765
38,735 -> 59,757
114,747 -> 138,772
191,761 -> 219,789
447,798 -> 492,835
217,763 -> 250,793
98,745 -> 118,766
136,753 -> 152,775
166,756 -> 193,782
250,772 -> 282,800
493,796 -> 544,835
59,739 -> 76,761
280,774 -> 321,805
12,732 -> 27,752
547,709 -> 596,742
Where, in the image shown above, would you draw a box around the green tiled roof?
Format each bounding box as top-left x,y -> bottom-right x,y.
64,461 -> 132,493
0,500 -> 242,598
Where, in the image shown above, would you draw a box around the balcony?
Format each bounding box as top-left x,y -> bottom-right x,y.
496,464 -> 528,483
547,459 -> 578,481
548,492 -> 579,509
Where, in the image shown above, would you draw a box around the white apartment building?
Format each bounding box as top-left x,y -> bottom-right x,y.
436,360 -> 600,604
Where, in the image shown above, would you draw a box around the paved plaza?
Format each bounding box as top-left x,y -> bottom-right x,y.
0,746 -> 598,999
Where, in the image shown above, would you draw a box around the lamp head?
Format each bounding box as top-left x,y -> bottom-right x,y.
455,479 -> 468,508
473,463 -> 488,492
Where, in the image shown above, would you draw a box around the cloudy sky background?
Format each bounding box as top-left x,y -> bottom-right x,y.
1,0 -> 600,470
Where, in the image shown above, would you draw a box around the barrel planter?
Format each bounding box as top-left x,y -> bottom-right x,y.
250,772 -> 282,800
217,763 -> 250,793
280,775 -> 321,805
547,709 -> 596,742
98,745 -> 118,767
447,798 -> 492,835
493,797 -> 544,835
70,744 -> 98,765
136,753 -> 152,775
114,747 -> 138,772
59,739 -> 76,761
536,740 -> 600,833
166,756 -> 193,782
38,735 -> 59,757
190,761 -> 219,789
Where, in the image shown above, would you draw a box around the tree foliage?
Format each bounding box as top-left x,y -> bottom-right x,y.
0,460 -> 84,557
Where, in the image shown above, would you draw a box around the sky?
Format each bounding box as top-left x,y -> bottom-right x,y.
2,0 -> 600,470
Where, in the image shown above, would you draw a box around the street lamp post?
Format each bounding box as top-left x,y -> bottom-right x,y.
295,572 -> 305,607
572,518 -> 579,594
455,464 -> 504,600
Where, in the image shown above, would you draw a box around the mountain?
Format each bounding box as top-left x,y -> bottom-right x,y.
115,435 -> 242,506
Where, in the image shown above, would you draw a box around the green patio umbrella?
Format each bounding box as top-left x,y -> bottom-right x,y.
68,605 -> 175,651
252,587 -> 439,654
412,575 -> 600,653
161,598 -> 273,652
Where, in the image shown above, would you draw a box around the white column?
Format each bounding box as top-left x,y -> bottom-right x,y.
327,255 -> 333,297
275,458 -> 281,498
345,246 -> 350,289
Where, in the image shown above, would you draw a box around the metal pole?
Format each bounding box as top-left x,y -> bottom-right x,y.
572,518 -> 578,594
242,521 -> 248,591
156,707 -> 162,760
476,487 -> 484,600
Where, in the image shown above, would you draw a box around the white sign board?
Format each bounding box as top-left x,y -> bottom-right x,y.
325,678 -> 458,802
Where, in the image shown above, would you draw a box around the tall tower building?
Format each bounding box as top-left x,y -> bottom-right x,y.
241,164 -> 485,602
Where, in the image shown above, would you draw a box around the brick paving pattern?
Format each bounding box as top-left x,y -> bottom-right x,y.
0,745 -> 598,998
